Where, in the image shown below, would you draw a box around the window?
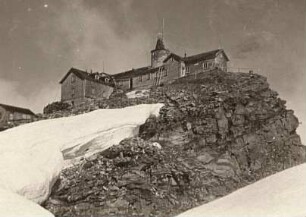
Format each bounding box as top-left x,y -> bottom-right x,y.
138,75 -> 142,82
71,74 -> 76,83
151,73 -> 155,79
91,87 -> 96,95
22,114 -> 27,119
71,87 -> 75,98
147,73 -> 151,80
163,69 -> 168,77
9,113 -> 14,120
186,66 -> 190,73
203,62 -> 208,69
181,68 -> 185,77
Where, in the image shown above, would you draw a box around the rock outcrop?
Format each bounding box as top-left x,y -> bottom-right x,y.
44,70 -> 306,217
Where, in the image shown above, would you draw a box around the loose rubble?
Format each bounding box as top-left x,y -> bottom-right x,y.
44,70 -> 306,217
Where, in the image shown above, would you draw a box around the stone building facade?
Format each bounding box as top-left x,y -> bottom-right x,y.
60,68 -> 115,105
0,103 -> 36,130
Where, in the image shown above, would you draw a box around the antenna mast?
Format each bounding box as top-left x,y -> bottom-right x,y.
162,18 -> 165,41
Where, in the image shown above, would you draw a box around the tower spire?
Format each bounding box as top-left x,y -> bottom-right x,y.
162,18 -> 164,41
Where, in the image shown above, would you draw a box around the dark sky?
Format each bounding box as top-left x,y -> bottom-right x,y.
0,0 -> 305,140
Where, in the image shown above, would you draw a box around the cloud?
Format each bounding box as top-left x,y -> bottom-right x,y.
233,31 -> 276,59
3,0 -> 153,112
234,36 -> 261,58
37,0 -> 152,74
0,79 -> 59,113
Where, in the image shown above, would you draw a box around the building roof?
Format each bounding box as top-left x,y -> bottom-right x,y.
163,53 -> 183,63
183,49 -> 229,64
113,66 -> 160,80
0,103 -> 35,115
59,68 -> 114,86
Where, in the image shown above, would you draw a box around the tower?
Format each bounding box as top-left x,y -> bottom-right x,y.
151,36 -> 170,68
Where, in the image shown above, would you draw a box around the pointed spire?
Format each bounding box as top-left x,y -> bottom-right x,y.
155,37 -> 165,50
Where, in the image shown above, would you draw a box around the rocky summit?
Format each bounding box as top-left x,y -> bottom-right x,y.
44,70 -> 306,217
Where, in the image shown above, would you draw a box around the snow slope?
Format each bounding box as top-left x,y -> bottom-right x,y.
177,163 -> 306,217
0,104 -> 163,216
0,188 -> 54,217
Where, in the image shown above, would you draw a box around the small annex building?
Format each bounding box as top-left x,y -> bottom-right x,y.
59,68 -> 115,105
0,103 -> 36,130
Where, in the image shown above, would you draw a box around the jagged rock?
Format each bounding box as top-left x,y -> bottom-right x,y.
196,153 -> 215,164
44,70 -> 306,217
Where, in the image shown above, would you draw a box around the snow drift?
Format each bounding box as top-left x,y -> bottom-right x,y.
176,163 -> 306,217
0,104 -> 163,216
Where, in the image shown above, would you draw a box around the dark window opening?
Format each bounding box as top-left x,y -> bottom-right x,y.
71,87 -> 75,98
203,62 -> 208,69
186,66 -> 190,73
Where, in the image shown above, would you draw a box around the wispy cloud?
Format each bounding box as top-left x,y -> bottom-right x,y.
37,0 -> 152,74
0,79 -> 59,113
233,31 -> 276,59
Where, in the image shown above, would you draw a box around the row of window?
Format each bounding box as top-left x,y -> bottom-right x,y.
203,62 -> 214,69
9,113 -> 32,120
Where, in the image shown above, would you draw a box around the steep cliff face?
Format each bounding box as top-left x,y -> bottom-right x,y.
44,70 -> 305,217
140,70 -> 305,177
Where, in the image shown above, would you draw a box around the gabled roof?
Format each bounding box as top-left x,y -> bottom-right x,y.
183,49 -> 229,64
0,103 -> 35,115
163,53 -> 183,63
59,68 -> 114,86
113,66 -> 160,80
59,68 -> 93,83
